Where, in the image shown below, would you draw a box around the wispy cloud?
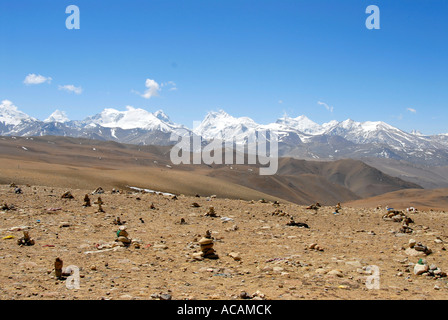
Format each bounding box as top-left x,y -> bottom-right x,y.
58,84 -> 83,95
406,108 -> 417,113
317,101 -> 334,112
23,73 -> 52,85
162,81 -> 177,91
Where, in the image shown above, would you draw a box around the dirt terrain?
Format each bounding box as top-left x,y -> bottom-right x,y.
1,184 -> 448,300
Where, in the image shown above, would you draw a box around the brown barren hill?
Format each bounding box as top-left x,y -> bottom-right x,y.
344,188 -> 448,211
0,135 -> 422,205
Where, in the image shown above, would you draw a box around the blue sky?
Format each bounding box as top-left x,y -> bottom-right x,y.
1,0 -> 447,134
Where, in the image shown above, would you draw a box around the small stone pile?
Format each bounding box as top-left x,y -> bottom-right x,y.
204,206 -> 218,217
383,209 -> 413,223
94,197 -> 105,213
17,231 -> 35,246
334,202 -> 342,214
405,239 -> 432,256
92,187 -> 104,194
286,217 -> 309,228
82,194 -> 91,207
306,203 -> 321,211
308,243 -> 324,251
54,258 -> 64,279
413,259 -> 447,278
272,209 -> 288,217
193,230 -> 219,260
116,226 -> 131,247
61,191 -> 74,199
113,216 -> 125,225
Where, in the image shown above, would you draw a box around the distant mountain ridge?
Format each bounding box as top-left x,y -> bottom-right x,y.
1,100 -> 448,166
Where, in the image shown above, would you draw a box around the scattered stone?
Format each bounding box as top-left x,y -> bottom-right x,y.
228,252 -> 241,261
272,209 -> 288,216
286,217 -> 309,228
191,202 -> 201,208
151,293 -> 172,300
327,269 -> 343,277
1,203 -> 11,210
306,203 -> 321,211
308,243 -> 324,251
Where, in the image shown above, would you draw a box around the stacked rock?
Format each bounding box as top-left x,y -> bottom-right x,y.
204,206 -> 218,217
94,197 -> 105,213
116,226 -> 131,247
197,230 -> 219,259
61,191 -> 74,199
82,194 -> 91,207
17,231 -> 35,246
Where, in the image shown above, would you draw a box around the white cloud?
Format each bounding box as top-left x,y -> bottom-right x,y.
141,78 -> 161,99
317,101 -> 334,112
23,73 -> 52,85
406,108 -> 417,113
58,84 -> 83,95
162,81 -> 177,91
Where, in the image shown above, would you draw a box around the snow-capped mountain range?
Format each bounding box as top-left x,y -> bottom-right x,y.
1,100 -> 448,166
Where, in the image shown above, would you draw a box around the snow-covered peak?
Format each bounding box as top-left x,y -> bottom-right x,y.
193,109 -> 258,139
44,110 -> 70,123
275,115 -> 323,134
153,110 -> 172,124
83,106 -> 184,132
0,100 -> 34,125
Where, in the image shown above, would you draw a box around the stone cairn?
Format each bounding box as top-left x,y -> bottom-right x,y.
17,231 -> 35,246
306,202 -> 321,214
204,206 -> 218,217
383,208 -> 413,223
61,191 -> 74,199
94,196 -> 105,213
334,202 -> 342,214
82,194 -> 91,207
194,230 -> 219,260
286,217 -> 310,228
92,187 -> 104,194
54,258 -> 64,279
116,225 -> 132,247
113,216 -> 125,225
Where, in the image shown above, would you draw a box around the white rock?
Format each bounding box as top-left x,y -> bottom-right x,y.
413,264 -> 428,275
